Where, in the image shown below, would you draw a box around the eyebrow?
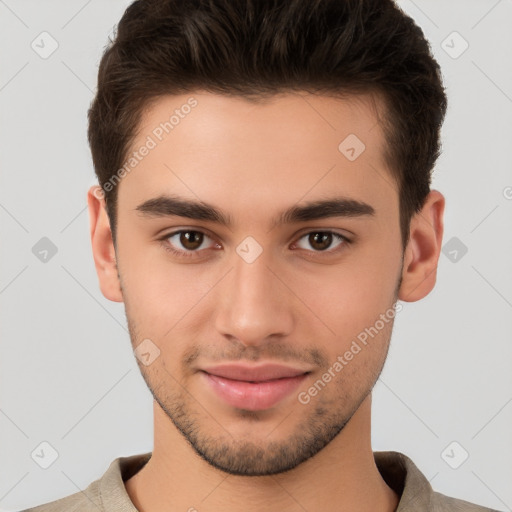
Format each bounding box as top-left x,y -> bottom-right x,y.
135,194 -> 375,228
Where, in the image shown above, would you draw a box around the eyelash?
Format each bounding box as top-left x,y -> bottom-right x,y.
159,229 -> 351,260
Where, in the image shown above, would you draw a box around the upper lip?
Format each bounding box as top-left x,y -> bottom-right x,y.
200,363 -> 310,382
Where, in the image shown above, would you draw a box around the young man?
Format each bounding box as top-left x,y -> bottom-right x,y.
23,0 -> 500,511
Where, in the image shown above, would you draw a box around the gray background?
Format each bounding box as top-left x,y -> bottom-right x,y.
1,0 -> 511,510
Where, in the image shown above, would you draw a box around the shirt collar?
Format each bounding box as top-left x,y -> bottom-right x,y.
99,450 -> 432,511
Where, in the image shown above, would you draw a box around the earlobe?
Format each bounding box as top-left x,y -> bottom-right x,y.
398,190 -> 445,302
87,186 -> 124,303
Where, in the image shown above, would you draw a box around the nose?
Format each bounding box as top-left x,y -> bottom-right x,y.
213,247 -> 295,348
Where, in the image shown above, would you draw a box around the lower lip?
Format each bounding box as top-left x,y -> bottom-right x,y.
201,371 -> 308,411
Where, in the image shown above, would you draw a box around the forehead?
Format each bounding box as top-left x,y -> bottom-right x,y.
118,90 -> 397,226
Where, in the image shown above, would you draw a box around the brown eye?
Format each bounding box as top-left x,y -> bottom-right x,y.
179,231 -> 204,250
164,230 -> 217,257
309,232 -> 333,251
295,231 -> 348,253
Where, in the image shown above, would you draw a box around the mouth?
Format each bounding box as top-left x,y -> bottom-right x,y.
199,362 -> 311,411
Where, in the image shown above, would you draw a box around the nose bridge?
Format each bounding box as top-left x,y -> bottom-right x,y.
214,245 -> 294,345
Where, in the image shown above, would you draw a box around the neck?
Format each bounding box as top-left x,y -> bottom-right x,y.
126,394 -> 398,512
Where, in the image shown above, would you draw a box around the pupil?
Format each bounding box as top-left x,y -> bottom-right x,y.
181,231 -> 203,250
310,232 -> 331,251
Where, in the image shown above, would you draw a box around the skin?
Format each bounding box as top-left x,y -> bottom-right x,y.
87,90 -> 444,512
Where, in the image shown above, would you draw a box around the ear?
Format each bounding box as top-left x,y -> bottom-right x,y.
398,189 -> 445,302
87,186 -> 123,303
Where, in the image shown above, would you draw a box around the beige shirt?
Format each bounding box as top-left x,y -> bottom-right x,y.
22,451 -> 501,511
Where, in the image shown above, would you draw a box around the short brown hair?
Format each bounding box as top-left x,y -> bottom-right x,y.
88,0 -> 447,250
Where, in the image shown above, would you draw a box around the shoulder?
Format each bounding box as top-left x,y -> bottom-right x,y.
19,479 -> 102,512
374,451 -> 502,512
18,452 -> 151,512
431,491 -> 503,512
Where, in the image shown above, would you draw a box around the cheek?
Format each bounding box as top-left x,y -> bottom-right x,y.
297,316 -> 395,410
116,235 -> 210,334
290,249 -> 400,345
132,274 -> 202,325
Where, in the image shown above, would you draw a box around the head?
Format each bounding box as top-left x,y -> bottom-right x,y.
87,0 -> 446,476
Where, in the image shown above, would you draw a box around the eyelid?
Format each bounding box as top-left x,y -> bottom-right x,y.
292,230 -> 350,253
294,226 -> 353,242
161,228 -> 220,253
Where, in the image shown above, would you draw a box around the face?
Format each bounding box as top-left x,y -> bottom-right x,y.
107,91 -> 405,475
